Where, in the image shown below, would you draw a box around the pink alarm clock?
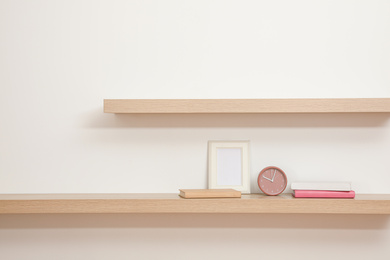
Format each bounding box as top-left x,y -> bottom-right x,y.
258,166 -> 287,196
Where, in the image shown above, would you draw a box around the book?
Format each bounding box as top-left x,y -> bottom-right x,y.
292,190 -> 355,198
291,182 -> 351,191
179,189 -> 241,199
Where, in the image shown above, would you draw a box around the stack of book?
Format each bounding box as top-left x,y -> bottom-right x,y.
291,182 -> 355,198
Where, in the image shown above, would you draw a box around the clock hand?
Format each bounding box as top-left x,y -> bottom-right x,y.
262,176 -> 273,182
271,170 -> 276,182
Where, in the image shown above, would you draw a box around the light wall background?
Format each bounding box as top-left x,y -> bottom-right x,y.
1,0 -> 390,259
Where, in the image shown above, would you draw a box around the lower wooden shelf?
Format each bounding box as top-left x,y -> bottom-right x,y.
1,193 -> 390,214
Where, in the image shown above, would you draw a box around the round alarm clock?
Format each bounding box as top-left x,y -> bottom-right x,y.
257,166 -> 287,196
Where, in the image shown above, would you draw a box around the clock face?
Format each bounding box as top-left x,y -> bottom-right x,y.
257,166 -> 287,196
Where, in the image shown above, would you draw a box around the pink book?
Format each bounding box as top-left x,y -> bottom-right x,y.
292,190 -> 355,198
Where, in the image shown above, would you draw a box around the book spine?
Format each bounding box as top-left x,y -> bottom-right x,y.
184,193 -> 240,198
293,190 -> 355,198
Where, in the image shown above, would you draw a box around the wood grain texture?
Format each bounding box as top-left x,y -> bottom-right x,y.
1,193 -> 390,214
104,98 -> 390,114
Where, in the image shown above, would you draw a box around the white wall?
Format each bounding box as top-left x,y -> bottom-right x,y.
1,0 -> 390,259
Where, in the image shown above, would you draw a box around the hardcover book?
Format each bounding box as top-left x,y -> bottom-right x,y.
291,182 -> 351,191
292,190 -> 355,198
179,189 -> 241,199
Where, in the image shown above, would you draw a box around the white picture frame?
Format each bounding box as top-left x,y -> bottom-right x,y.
208,140 -> 250,194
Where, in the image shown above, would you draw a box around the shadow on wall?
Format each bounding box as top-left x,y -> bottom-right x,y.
0,213 -> 389,230
87,109 -> 390,128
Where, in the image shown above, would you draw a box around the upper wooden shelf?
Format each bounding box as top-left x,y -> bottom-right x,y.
1,193 -> 390,214
104,98 -> 390,114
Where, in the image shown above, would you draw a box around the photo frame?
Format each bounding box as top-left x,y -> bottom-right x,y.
208,140 -> 250,194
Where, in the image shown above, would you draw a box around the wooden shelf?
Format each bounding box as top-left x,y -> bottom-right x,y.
104,98 -> 390,114
1,193 -> 390,214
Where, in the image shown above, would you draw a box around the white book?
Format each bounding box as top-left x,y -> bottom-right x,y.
291,182 -> 351,191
